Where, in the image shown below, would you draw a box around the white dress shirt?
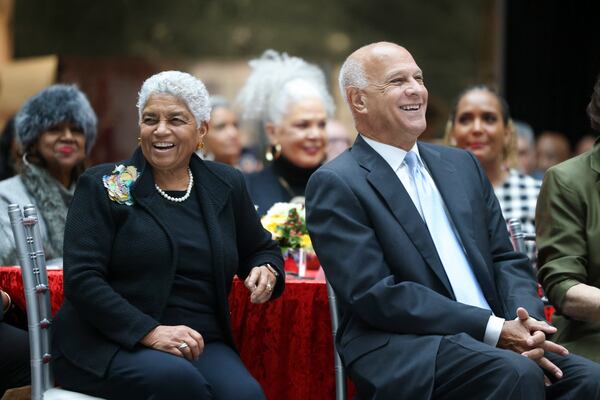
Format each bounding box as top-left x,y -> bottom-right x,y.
361,135 -> 504,346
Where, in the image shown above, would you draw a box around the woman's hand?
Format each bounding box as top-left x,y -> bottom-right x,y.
245,265 -> 277,304
0,289 -> 10,312
140,325 -> 204,361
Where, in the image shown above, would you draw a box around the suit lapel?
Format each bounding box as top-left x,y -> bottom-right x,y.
419,143 -> 497,302
189,156 -> 237,343
190,155 -> 230,285
352,136 -> 454,295
129,148 -> 179,279
418,143 -> 475,249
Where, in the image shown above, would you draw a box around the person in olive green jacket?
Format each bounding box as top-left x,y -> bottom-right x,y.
537,74 -> 600,362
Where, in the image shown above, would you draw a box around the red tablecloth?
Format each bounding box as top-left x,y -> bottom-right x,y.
2,265 -> 554,399
0,266 -> 352,400
0,267 -> 65,315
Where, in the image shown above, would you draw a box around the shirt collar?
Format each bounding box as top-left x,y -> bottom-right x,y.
361,134 -> 421,171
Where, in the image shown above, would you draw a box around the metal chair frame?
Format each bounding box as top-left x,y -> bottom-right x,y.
508,218 -> 536,256
8,204 -> 104,400
508,218 -> 550,306
326,279 -> 348,400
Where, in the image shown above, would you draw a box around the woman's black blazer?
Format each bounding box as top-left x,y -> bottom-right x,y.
53,148 -> 284,377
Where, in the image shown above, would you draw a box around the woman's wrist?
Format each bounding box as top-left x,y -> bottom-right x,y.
264,263 -> 279,279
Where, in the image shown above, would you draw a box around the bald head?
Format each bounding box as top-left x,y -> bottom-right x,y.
338,41 -> 428,149
339,42 -> 414,102
351,42 -> 412,68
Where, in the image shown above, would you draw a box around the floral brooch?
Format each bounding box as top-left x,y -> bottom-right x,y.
102,165 -> 138,206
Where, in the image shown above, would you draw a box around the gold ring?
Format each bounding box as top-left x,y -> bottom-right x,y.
266,283 -> 273,292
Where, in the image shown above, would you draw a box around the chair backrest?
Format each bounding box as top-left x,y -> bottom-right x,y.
325,279 -> 347,400
8,204 -> 53,400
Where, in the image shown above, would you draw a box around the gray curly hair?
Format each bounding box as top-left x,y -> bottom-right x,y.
137,71 -> 211,126
236,50 -> 335,124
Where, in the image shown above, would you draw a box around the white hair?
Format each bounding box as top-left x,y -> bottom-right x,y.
236,50 -> 335,124
338,57 -> 368,104
137,71 -> 211,126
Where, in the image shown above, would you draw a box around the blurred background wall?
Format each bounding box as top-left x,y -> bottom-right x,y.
1,0 -> 598,164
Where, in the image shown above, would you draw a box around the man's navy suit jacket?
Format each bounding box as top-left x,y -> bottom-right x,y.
306,135 -> 544,397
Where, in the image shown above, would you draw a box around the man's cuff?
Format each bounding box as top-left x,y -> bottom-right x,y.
483,315 -> 505,346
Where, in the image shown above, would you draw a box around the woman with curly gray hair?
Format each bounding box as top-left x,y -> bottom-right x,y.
52,71 -> 284,399
0,84 -> 97,265
237,50 -> 335,214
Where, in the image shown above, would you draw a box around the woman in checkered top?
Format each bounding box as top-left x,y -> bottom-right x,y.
445,85 -> 541,267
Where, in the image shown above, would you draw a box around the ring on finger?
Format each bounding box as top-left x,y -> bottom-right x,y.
177,342 -> 189,350
266,282 -> 273,292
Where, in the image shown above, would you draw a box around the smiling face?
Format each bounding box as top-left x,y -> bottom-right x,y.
206,106 -> 242,165
450,89 -> 509,169
139,93 -> 207,177
35,122 -> 86,181
266,98 -> 328,169
350,43 -> 428,150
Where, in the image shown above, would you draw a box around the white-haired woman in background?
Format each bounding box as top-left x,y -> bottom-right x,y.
52,71 -> 284,400
237,50 -> 335,214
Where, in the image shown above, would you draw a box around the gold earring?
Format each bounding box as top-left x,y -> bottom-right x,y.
137,137 -> 141,146
265,144 -> 281,162
273,144 -> 281,160
197,141 -> 204,151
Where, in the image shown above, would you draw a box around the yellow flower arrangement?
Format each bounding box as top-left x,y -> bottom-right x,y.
261,202 -> 312,251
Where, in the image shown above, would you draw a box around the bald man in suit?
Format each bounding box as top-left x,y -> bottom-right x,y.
306,42 -> 600,400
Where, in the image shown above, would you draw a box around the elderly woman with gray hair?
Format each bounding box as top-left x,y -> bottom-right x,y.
0,84 -> 97,265
52,71 -> 284,399
237,50 -> 335,214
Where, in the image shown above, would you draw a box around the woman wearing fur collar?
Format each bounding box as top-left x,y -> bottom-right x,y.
0,84 -> 97,265
52,71 -> 284,399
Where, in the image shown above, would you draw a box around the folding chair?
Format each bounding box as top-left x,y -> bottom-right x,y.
326,279 -> 348,400
8,204 -> 104,400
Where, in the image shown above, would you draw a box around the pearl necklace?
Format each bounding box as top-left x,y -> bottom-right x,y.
155,169 -> 194,203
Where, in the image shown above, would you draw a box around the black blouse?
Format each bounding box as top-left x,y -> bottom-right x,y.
157,187 -> 223,343
245,156 -> 320,215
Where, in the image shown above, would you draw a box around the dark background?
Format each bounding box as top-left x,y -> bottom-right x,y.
505,0 -> 600,144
